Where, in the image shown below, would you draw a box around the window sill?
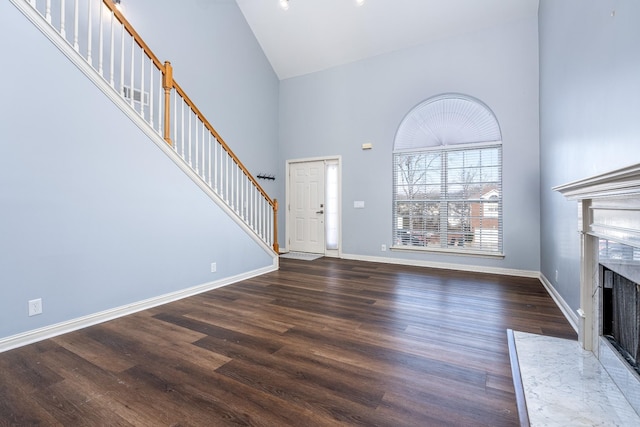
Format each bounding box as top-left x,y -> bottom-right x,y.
390,245 -> 505,259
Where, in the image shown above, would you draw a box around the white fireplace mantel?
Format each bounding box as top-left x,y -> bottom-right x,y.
554,163 -> 640,350
554,163 -> 640,416
553,163 -> 640,201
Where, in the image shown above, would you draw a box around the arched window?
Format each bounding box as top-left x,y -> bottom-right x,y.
392,94 -> 502,255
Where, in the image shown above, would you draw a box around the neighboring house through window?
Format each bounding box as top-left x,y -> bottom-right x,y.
392,94 -> 503,255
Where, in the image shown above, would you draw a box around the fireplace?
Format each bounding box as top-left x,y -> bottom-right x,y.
601,245 -> 640,376
554,164 -> 640,416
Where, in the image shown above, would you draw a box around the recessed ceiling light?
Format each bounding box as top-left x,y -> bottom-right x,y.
355,0 -> 366,6
279,0 -> 289,11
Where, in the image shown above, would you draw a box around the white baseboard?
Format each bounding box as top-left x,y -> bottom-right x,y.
340,253 -> 540,278
0,261 -> 278,353
539,273 -> 579,333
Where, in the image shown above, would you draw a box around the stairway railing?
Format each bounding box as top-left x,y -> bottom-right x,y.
15,0 -> 279,253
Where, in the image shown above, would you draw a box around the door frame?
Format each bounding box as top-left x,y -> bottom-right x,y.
285,156 -> 342,257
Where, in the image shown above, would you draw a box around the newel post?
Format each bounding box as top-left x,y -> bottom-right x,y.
273,199 -> 280,253
162,61 -> 173,146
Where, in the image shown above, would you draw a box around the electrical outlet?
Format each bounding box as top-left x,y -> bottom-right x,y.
211,262 -> 217,273
28,298 -> 42,316
381,244 -> 387,252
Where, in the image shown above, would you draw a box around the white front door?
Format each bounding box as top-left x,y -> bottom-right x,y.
289,160 -> 325,254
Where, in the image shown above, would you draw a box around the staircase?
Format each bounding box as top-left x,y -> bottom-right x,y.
10,0 -> 279,254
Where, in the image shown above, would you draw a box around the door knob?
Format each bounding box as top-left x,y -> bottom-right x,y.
316,210 -> 324,214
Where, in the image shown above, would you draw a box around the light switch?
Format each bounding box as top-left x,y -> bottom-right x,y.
354,201 -> 365,209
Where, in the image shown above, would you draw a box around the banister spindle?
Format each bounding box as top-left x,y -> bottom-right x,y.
73,0 -> 79,51
214,139 -> 218,193
163,61 -> 173,146
187,110 -> 192,166
195,120 -> 199,174
225,154 -> 230,202
139,48 -> 145,116
109,9 -> 115,86
208,134 -> 212,186
60,0 -> 66,38
173,90 -> 178,151
98,0 -> 104,75
45,0 -> 51,23
180,102 -> 185,155
128,37 -> 134,105
119,22 -> 125,94
87,0 -> 93,65
149,68 -> 154,126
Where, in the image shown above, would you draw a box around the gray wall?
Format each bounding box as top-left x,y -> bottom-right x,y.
539,0 -> 640,311
278,17 -> 541,272
0,0 -> 277,340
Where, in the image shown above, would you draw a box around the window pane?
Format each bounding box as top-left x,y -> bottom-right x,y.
393,145 -> 502,253
325,162 -> 339,250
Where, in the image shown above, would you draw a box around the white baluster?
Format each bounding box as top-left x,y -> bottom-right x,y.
240,170 -> 244,215
45,0 -> 51,23
139,48 -> 145,116
119,23 -> 125,94
158,70 -> 164,136
249,187 -> 254,230
235,164 -> 239,211
214,139 -> 218,193
208,135 -> 212,186
257,190 -> 260,233
60,0 -> 66,38
200,123 -> 206,178
258,200 -> 264,239
253,190 -> 256,231
225,154 -> 230,202
87,0 -> 92,65
268,203 -> 273,244
180,101 -> 185,158
195,119 -> 199,173
109,10 -> 115,86
233,164 -> 237,211
173,94 -> 178,153
230,156 -> 234,205
149,66 -> 154,127
98,1 -> 104,75
73,0 -> 79,51
188,109 -> 192,166
129,37 -> 134,106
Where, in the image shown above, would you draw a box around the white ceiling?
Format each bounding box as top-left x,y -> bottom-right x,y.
235,0 -> 539,80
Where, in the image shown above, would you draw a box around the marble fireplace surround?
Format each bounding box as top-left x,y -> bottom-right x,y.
554,163 -> 640,415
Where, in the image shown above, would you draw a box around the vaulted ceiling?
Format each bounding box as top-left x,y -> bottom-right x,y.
235,0 -> 540,80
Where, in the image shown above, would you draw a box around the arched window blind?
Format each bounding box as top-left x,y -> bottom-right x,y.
392,94 -> 503,254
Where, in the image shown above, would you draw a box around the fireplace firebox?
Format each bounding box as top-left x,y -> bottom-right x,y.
602,264 -> 640,375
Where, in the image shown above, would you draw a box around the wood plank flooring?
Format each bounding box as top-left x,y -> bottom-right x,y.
0,257 -> 576,426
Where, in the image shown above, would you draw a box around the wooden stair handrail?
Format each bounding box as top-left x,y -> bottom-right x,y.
171,80 -> 274,205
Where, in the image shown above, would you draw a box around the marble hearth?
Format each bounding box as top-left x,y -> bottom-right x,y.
554,163 -> 640,416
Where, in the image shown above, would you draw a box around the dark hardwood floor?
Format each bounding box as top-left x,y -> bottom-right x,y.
0,257 -> 576,426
